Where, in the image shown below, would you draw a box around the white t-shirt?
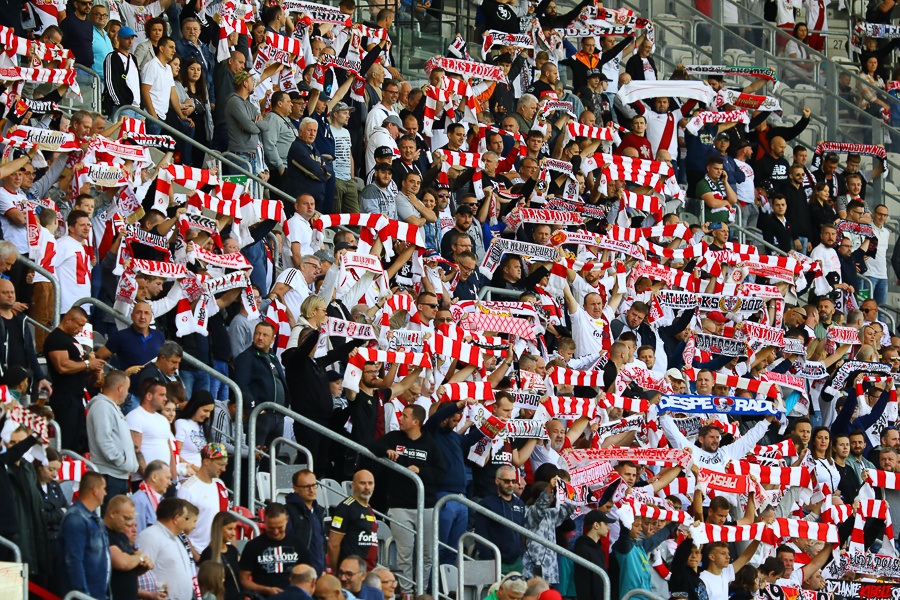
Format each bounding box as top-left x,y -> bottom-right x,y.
331,125 -> 352,181
283,214 -> 313,268
140,57 -> 174,120
54,235 -> 91,313
126,405 -> 174,467
0,186 -> 27,252
274,268 -> 311,320
32,226 -> 56,284
867,224 -> 889,279
174,419 -> 207,467
699,564 -> 734,599
570,305 -> 614,358
116,0 -> 164,44
178,475 -> 225,553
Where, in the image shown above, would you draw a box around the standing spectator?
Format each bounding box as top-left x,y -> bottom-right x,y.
199,511 -> 243,600
239,503 -> 313,596
573,509 -> 615,600
127,379 -> 177,481
476,465 -> 527,573
285,118 -> 329,205
46,307 -> 104,453
36,447 -> 67,576
140,36 -> 177,135
225,70 -> 269,176
284,469 -> 327,575
89,4 -> 113,78
174,391 -> 217,470
759,194 -> 796,253
234,321 -> 287,447
262,91 -> 298,191
614,514 -> 679,598
809,182 -> 837,240
175,18 -> 215,101
133,17 -> 165,68
137,498 -> 197,600
0,279 -> 52,397
338,556 -> 382,600
0,167 -> 30,258
625,37 -> 657,81
59,471 -> 109,599
180,56 -> 213,167
783,23 -> 817,85
137,341 -> 184,389
55,210 -> 92,314
6,425 -> 50,585
782,164 -> 813,250
96,301 -> 165,397
372,404 -> 445,593
86,370 -> 139,500
133,460 -> 172,532
28,208 -> 58,353
103,26 -> 141,116
212,50 -> 247,150
106,495 -> 154,600
328,470 -> 379,571
178,443 -> 229,554
283,194 -> 317,270
59,0 -> 95,67
331,102 -> 358,213
868,204 -> 891,304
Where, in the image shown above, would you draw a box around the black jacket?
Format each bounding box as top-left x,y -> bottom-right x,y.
0,412 -> 39,539
284,493 -> 326,571
0,311 -> 48,396
102,50 -> 139,115
759,213 -> 795,253
573,535 -> 607,600
233,345 -> 288,411
282,329 -> 364,423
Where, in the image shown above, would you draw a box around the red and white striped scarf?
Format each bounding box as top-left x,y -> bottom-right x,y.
637,239 -> 706,261
755,438 -> 798,458
566,122 -> 622,145
689,523 -> 765,545
549,365 -> 602,387
0,25 -> 74,64
423,76 -> 476,136
154,165 -> 219,212
766,518 -> 839,543
851,499 -> 894,553
0,66 -> 77,85
598,153 -> 675,178
344,349 -> 433,392
620,189 -> 662,222
438,149 -> 482,169
189,190 -> 242,220
564,447 -> 692,468
265,30 -> 307,67
429,333 -> 484,368
597,392 -> 649,413
864,468 -> 898,488
685,109 -> 750,135
459,312 -> 535,341
728,462 -> 813,488
628,498 -> 694,525
3,125 -> 80,151
265,299 -> 291,357
439,381 -> 494,403
606,223 -> 691,242
541,396 -> 597,419
681,367 -> 778,399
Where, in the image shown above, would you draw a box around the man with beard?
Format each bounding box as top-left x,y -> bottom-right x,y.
328,470 -> 379,570
832,433 -> 862,501
847,429 -> 876,482
810,224 -> 843,296
660,417 -> 776,472
530,417 -> 591,470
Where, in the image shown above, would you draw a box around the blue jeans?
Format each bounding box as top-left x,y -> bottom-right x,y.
146,121 -> 163,135
796,236 -> 809,254
209,359 -> 230,401
435,491 -> 468,566
226,152 -> 261,176
121,393 -> 139,416
871,277 -> 889,305
180,369 -> 210,400
242,238 -> 269,292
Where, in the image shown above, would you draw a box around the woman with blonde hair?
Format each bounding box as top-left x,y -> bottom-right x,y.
199,511 -> 242,600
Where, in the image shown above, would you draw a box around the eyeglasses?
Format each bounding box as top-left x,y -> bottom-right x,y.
863,307 -> 878,313
497,477 -> 517,484
302,262 -> 321,269
294,483 -> 318,490
363,370 -> 380,376
419,303 -> 438,309
876,212 -> 889,217
435,317 -> 453,323
337,570 -> 360,578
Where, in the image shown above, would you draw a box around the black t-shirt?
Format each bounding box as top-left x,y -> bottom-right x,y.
238,533 -> 311,591
330,497 -> 379,570
470,436 -> 527,498
347,388 -> 388,446
200,545 -> 243,600
44,328 -> 86,398
107,527 -> 138,600
2,316 -> 25,369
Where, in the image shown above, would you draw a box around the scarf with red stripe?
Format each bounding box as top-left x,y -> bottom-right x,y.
344,349 -> 433,392
429,333 -> 484,368
154,165 -> 219,212
564,447 -> 692,469
265,299 -> 292,357
439,381 -> 494,403
728,461 -> 813,488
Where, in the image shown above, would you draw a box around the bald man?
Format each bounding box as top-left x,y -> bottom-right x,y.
0,278 -> 51,397
315,574 -> 343,600
270,564 -> 317,600
328,470 -> 378,570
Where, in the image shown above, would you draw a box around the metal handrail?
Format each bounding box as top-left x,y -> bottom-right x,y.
431,494 -> 612,600
65,593 -> 100,600
247,401 -> 426,596
49,418 -> 61,452
477,286 -> 527,300
111,105 -> 297,205
25,315 -> 52,335
0,534 -> 22,563
728,224 -> 789,257
621,589 -> 669,600
457,531 -> 501,600
228,509 -> 261,537
72,297 -> 245,503
268,437 -> 314,501
17,254 -> 61,328
61,449 -> 99,473
0,534 -> 26,600
878,304 -> 900,334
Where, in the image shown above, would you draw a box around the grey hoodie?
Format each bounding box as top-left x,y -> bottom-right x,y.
86,393 -> 139,479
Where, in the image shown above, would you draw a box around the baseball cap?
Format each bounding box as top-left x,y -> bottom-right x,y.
583,509 -> 617,529
494,52 -> 513,64
707,311 -> 728,323
314,249 -> 335,264
326,370 -> 343,382
373,162 -> 393,172
374,146 -> 395,159
288,91 -> 305,102
333,101 -> 355,113
334,241 -> 358,253
118,26 -> 136,38
456,204 -> 474,216
731,139 -> 751,152
232,70 -> 252,86
202,443 -> 229,460
715,132 -> 731,141
383,114 -> 406,131
665,368 -> 685,381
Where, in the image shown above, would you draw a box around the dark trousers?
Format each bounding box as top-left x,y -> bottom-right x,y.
50,394 -> 87,454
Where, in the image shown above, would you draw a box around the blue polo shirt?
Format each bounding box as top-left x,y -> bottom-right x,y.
105,326 -> 166,393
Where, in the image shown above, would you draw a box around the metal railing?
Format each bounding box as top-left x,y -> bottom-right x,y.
72,297 -> 246,503
454,532 -> 501,600
621,589 -> 668,600
60,64 -> 103,116
110,106 -> 296,205
268,437 -> 314,501
477,286 -> 527,300
228,509 -> 261,537
64,592 -> 100,600
17,254 -> 61,329
247,402 -> 426,596
0,534 -> 26,599
728,223 -> 789,257
431,494 -> 612,600
49,419 -> 62,452
61,449 -> 98,473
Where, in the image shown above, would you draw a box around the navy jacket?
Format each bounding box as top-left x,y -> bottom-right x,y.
233,345 -> 288,412
175,38 -> 216,103
475,494 -> 526,561
423,401 -> 473,494
270,586 -> 314,600
285,140 -> 329,202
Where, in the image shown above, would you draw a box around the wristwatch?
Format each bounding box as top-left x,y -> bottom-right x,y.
84,360 -> 90,371
139,554 -> 146,565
